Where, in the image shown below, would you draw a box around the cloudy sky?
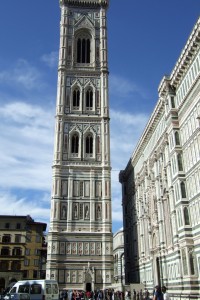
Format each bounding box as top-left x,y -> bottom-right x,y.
0,1 -> 199,233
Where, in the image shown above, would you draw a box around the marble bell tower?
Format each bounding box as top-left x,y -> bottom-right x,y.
46,0 -> 113,291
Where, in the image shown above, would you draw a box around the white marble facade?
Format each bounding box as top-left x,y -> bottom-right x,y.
46,0 -> 113,291
120,17 -> 200,297
113,228 -> 125,292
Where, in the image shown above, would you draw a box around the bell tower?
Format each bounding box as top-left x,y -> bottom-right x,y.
46,0 -> 113,291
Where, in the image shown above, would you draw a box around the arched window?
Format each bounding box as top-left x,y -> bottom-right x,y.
86,134 -> 93,154
77,38 -> 90,63
184,207 -> 190,225
73,89 -> 80,109
71,133 -> 79,154
180,182 -> 186,198
1,247 -> 10,255
0,261 -> 9,271
175,131 -> 180,145
171,96 -> 175,108
86,89 -> 93,109
2,235 -> 11,243
189,249 -> 195,275
181,248 -> 188,275
12,247 -> 22,256
177,153 -> 183,171
11,261 -> 21,271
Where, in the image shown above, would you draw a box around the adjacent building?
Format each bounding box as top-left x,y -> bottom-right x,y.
113,228 -> 125,292
46,0 -> 113,291
119,17 -> 200,296
0,215 -> 47,291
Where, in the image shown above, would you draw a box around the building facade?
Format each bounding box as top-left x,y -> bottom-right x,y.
0,215 -> 47,291
113,228 -> 125,292
119,17 -> 200,297
46,0 -> 113,291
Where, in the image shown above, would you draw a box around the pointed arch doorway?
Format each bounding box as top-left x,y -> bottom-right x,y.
85,271 -> 93,292
86,282 -> 91,292
152,230 -> 161,286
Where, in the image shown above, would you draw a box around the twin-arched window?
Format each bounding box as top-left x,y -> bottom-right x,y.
71,133 -> 94,157
71,87 -> 94,111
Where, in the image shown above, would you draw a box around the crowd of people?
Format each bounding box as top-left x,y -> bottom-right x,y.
130,286 -> 170,300
59,286 -> 170,300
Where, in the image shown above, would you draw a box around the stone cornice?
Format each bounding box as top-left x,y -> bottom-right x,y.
127,18 -> 200,173
171,17 -> 200,87
130,97 -> 165,166
60,0 -> 109,8
159,17 -> 200,97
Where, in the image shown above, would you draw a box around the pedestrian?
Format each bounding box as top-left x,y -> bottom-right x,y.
63,290 -> 68,300
153,286 -> 163,300
161,286 -> 170,300
133,290 -> 136,300
59,290 -> 63,300
144,290 -> 150,300
139,290 -> 143,300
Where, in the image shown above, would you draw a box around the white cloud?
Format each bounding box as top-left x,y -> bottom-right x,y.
0,191 -> 50,228
0,57 -> 149,233
0,101 -> 54,190
0,101 -> 148,231
41,51 -> 58,68
0,59 -> 43,90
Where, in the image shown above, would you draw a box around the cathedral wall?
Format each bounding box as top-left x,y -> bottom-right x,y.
120,18 -> 200,296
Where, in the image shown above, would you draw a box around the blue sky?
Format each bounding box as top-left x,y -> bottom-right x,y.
0,1 -> 199,233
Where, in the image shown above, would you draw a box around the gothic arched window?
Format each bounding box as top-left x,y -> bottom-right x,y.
189,249 -> 195,275
86,89 -> 93,109
181,248 -> 188,275
175,131 -> 180,145
171,96 -> 175,108
73,88 -> 80,109
71,133 -> 79,154
86,134 -> 93,154
177,153 -> 183,171
180,181 -> 186,198
184,207 -> 190,225
77,38 -> 90,63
